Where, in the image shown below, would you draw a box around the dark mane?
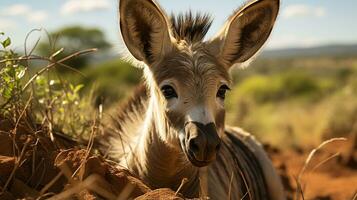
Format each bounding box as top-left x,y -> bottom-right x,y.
170,11 -> 213,44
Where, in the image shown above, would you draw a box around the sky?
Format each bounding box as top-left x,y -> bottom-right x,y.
1,0 -> 357,51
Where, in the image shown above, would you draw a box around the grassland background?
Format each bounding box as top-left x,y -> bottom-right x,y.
2,26 -> 356,149
31,52 -> 357,148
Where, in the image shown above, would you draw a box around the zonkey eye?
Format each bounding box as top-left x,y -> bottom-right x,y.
217,85 -> 230,99
161,85 -> 178,99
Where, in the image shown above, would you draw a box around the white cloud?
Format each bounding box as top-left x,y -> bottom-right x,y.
0,19 -> 17,30
267,34 -> 322,49
0,4 -> 48,23
1,4 -> 31,17
28,11 -> 48,23
61,0 -> 111,15
282,4 -> 326,19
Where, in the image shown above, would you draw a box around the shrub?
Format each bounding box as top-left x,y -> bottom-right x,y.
0,34 -> 25,105
322,92 -> 357,139
232,72 -> 331,103
79,59 -> 142,106
1,32 -> 97,138
37,26 -> 111,71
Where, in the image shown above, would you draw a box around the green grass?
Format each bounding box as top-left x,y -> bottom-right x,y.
225,57 -> 357,147
78,59 -> 142,107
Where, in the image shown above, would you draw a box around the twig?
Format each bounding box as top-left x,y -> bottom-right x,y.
34,161 -> 47,189
39,171 -> 64,195
240,191 -> 249,200
22,48 -> 96,91
294,176 -> 305,200
46,56 -> 87,77
175,178 -> 188,196
0,48 -> 96,109
352,191 -> 357,200
13,91 -> 33,131
297,137 -> 347,182
295,137 -> 347,200
26,157 -> 44,185
0,138 -> 30,194
310,152 -> 340,173
24,28 -> 43,58
239,170 -> 251,200
71,112 -> 99,178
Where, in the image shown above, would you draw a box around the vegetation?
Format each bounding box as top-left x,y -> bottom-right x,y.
0,33 -> 25,105
226,56 -> 357,147
37,26 -> 111,71
0,31 -> 97,138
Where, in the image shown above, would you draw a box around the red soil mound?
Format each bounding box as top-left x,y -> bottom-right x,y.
0,118 -> 180,199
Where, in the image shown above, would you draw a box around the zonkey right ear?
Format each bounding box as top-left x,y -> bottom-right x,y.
208,0 -> 280,69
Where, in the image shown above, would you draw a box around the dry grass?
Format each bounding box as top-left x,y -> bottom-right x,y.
294,137 -> 349,200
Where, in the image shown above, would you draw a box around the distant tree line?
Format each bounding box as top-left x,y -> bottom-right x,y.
37,26 -> 111,71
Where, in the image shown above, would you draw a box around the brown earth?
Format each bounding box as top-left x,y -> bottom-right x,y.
0,118 -> 159,199
266,141 -> 357,200
0,117 -> 356,199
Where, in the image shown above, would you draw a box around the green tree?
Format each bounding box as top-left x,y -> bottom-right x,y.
37,26 -> 111,71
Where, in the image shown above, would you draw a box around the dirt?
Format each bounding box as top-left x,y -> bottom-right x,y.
266,142 -> 357,200
0,117 -> 356,199
0,118 -> 154,200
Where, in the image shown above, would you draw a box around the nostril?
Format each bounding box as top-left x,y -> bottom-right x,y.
189,139 -> 199,153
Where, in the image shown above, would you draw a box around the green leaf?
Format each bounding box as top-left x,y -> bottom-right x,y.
3,75 -> 11,83
73,84 -> 84,93
16,66 -> 26,79
1,37 -> 11,48
2,85 -> 13,99
35,76 -> 46,85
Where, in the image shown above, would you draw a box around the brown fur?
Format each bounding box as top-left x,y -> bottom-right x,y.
152,44 -> 230,84
98,0 -> 285,199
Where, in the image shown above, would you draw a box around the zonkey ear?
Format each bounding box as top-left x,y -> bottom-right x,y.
208,0 -> 279,68
119,0 -> 173,64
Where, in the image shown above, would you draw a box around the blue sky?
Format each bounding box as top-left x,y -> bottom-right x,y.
1,0 -> 357,51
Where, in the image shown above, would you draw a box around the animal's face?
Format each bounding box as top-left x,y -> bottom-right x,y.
152,45 -> 230,166
119,0 -> 279,167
